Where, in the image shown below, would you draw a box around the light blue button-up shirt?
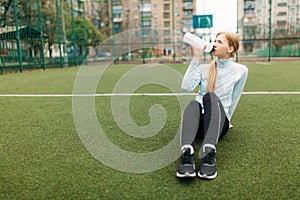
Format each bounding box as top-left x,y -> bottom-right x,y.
181,58 -> 248,121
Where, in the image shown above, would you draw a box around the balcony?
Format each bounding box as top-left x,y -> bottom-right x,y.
142,17 -> 152,21
244,1 -> 255,10
113,17 -> 123,23
182,15 -> 192,20
244,8 -> 255,17
113,5 -> 122,14
243,22 -> 256,27
112,0 -> 122,5
183,2 -> 193,10
277,2 -> 287,7
277,20 -> 287,27
141,21 -> 151,28
140,3 -> 151,12
114,26 -> 122,32
243,17 -> 257,27
183,5 -> 193,10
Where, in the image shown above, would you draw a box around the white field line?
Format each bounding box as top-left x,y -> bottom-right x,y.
0,92 -> 300,97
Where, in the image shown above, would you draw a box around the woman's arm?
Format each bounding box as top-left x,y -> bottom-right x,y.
228,65 -> 248,118
181,46 -> 203,92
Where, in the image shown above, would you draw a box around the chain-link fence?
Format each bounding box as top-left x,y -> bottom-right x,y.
238,37 -> 300,60
1,0 -> 300,73
0,0 -> 97,73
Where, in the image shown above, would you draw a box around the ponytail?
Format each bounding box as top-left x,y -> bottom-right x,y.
206,59 -> 217,92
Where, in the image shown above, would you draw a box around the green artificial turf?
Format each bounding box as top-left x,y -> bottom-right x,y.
0,62 -> 300,199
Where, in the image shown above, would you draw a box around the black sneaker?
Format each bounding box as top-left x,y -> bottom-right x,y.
198,149 -> 217,179
176,147 -> 196,178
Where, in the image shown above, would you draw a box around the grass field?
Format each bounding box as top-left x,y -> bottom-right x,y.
1,61 -> 300,199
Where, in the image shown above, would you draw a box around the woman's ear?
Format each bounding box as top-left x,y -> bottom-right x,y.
227,46 -> 234,54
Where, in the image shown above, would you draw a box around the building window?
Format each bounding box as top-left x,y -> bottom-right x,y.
184,10 -> 192,16
164,21 -> 170,27
257,18 -> 262,24
257,9 -> 262,16
245,9 -> 254,15
164,30 -> 171,36
113,13 -> 121,19
154,21 -> 158,27
175,2 -> 180,8
183,2 -> 193,7
142,12 -> 151,17
244,1 -> 255,9
290,16 -> 296,23
277,12 -> 287,16
277,20 -> 287,26
164,4 -> 170,11
163,12 -> 170,19
164,38 -> 171,44
153,13 -> 158,18
277,2 -> 287,7
175,12 -> 180,17
291,7 -> 296,14
257,0 -> 262,6
142,21 -> 151,27
183,19 -> 192,26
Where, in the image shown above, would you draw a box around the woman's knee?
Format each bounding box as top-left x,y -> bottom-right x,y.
203,92 -> 219,104
188,100 -> 199,107
185,100 -> 201,113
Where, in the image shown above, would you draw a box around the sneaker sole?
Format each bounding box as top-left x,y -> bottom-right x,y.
176,171 -> 196,178
197,171 -> 217,179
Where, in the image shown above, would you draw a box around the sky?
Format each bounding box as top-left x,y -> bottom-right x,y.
196,0 -> 237,34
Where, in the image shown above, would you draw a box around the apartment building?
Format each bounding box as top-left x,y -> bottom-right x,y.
238,0 -> 300,53
82,0 -> 196,57
82,0 -> 196,36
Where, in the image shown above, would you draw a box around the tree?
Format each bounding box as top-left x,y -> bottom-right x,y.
1,0 -> 106,55
65,16 -> 105,47
0,0 -> 13,26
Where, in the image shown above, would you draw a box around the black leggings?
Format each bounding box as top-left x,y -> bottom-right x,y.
180,92 -> 229,149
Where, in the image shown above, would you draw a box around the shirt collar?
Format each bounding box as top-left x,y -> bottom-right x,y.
216,58 -> 233,68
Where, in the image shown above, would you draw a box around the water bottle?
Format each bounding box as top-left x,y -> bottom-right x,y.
183,32 -> 214,53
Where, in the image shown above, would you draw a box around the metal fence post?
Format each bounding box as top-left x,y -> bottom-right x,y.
140,0 -> 145,64
83,1 -> 88,60
110,0 -> 117,64
56,0 -> 63,68
13,0 -> 23,72
70,0 -> 77,66
172,0 -> 175,62
37,0 -> 46,70
268,0 -> 272,62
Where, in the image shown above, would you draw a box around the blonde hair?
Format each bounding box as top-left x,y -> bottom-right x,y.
206,32 -> 240,92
